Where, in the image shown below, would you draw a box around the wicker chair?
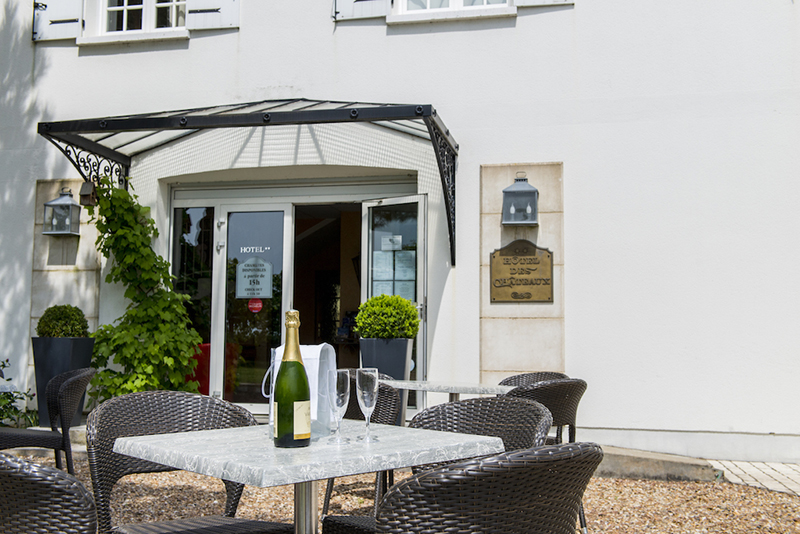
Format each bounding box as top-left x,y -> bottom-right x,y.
499,371 -> 569,387
86,390 -> 294,534
0,367 -> 95,474
407,396 -> 553,474
505,378 -> 587,444
322,369 -> 402,518
0,452 -> 97,533
323,442 -> 604,534
505,377 -> 590,531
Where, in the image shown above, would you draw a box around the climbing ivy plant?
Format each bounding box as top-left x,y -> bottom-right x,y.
88,177 -> 200,404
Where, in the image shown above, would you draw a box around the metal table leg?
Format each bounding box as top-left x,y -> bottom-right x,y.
294,480 -> 319,534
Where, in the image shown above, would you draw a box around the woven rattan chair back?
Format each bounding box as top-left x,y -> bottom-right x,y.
0,452 -> 97,534
87,390 -> 293,534
506,378 -> 587,444
0,367 -> 95,474
408,396 -> 553,473
322,442 -> 604,534
499,371 -> 569,387
342,369 -> 402,425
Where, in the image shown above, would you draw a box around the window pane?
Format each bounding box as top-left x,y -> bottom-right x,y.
407,0 -> 427,10
464,0 -> 482,5
129,0 -> 144,5
126,7 -> 143,30
172,207 -> 215,395
430,0 -> 449,8
107,10 -> 124,31
224,211 -> 284,404
486,0 -> 506,4
108,0 -> 124,6
156,6 -> 172,27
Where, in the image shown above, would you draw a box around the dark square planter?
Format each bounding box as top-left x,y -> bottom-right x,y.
31,337 -> 94,427
359,337 -> 413,425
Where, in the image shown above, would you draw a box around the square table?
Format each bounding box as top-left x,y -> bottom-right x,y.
113,418 -> 504,534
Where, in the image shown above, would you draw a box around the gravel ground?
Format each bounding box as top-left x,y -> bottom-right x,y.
22,455 -> 800,533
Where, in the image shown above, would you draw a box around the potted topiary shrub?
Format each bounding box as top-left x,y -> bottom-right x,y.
355,294 -> 420,422
31,304 -> 94,426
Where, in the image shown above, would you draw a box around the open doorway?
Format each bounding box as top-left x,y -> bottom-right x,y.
293,203 -> 362,368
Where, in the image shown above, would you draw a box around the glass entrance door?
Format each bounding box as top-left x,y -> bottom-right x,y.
172,202 -> 293,415
362,195 -> 427,390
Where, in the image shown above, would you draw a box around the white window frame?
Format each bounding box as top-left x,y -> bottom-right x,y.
332,0 -> 573,24
59,0 -> 240,46
386,0 -> 516,25
403,0 -> 507,14
105,0 -> 187,34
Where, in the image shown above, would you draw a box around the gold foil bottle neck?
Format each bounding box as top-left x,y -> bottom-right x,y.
285,310 -> 300,329
282,310 -> 304,363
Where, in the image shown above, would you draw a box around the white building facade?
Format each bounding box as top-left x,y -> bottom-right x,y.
1,0 -> 798,462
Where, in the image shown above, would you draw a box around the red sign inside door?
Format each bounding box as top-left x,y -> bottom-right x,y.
248,299 -> 263,313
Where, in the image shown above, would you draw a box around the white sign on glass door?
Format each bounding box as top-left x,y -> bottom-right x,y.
236,257 -> 273,299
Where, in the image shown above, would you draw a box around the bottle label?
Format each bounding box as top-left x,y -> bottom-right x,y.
294,400 -> 311,439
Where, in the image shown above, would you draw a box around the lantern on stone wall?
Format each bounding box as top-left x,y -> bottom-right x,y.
42,188 -> 81,236
501,172 -> 539,226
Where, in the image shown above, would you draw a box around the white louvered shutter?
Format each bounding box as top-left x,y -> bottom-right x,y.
332,0 -> 391,21
514,0 -> 574,6
32,0 -> 82,41
186,0 -> 240,30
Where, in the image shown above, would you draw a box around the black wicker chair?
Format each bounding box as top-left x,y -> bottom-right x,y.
86,390 -> 294,534
0,367 -> 95,475
505,377 -> 589,531
323,442 -> 603,534
322,369 -> 402,518
0,451 -> 97,533
499,371 -> 569,387
407,396 -> 552,474
505,378 -> 587,444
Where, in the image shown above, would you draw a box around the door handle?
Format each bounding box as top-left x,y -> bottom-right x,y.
216,241 -> 225,253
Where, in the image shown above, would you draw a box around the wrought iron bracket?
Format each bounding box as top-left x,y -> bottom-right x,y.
424,115 -> 458,266
42,135 -> 129,190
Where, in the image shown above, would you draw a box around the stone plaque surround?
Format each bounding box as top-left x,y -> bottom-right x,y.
479,164 -> 564,385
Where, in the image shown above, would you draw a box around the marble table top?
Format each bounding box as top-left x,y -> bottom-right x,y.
113,419 -> 504,488
380,379 -> 515,396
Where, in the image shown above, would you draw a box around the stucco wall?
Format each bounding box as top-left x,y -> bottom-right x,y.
1,0 -> 799,460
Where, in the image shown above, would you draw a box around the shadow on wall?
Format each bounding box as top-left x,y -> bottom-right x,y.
0,1 -> 63,376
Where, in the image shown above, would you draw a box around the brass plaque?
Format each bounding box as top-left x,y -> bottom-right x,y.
490,239 -> 553,303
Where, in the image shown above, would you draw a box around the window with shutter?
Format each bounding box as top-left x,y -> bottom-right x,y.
33,0 -> 239,44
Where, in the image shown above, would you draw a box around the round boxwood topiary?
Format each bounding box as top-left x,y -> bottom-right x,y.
36,304 -> 90,338
355,294 -> 420,339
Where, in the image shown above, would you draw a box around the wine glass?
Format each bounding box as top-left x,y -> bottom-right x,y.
356,368 -> 379,443
327,369 -> 350,444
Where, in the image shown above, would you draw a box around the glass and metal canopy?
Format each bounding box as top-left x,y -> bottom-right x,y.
37,98 -> 458,264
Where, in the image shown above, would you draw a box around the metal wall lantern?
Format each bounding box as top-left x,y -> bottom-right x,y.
501,172 -> 539,226
42,188 -> 81,236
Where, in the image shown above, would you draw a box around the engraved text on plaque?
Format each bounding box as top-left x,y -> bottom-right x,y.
490,239 -> 553,303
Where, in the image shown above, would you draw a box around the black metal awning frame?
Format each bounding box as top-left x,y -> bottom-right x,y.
37,100 -> 458,264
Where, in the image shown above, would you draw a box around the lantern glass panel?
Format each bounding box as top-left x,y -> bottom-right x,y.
43,190 -> 82,236
501,179 -> 539,226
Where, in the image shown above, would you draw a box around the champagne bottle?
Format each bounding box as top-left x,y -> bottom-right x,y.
273,310 -> 311,448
